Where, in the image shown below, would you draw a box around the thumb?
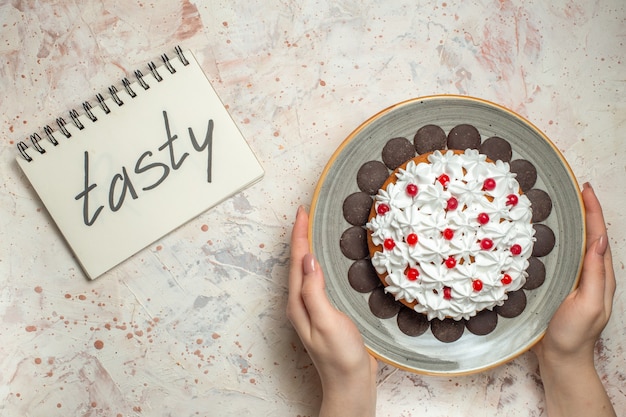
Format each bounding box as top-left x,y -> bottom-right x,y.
300,253 -> 336,323
577,235 -> 607,303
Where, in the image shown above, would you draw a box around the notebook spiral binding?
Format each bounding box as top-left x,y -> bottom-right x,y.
17,45 -> 190,162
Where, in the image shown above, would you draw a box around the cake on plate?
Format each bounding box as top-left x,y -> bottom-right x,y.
340,122 -> 555,342
366,149 -> 535,321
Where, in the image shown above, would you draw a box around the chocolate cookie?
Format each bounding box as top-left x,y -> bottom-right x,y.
414,124 -> 447,154
382,137 -> 415,170
368,287 -> 402,319
510,159 -> 537,192
342,192 -> 373,226
526,188 -> 552,223
465,309 -> 498,336
532,224 -> 556,257
447,124 -> 481,150
480,136 -> 513,162
348,259 -> 381,293
495,290 -> 527,318
431,318 -> 465,343
339,226 -> 368,260
523,257 -> 546,290
397,306 -> 430,337
356,160 -> 389,195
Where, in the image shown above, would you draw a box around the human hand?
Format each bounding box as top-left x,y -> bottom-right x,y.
533,182 -> 616,417
533,182 -> 615,364
287,206 -> 377,417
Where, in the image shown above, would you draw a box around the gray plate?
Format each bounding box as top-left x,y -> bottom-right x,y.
310,95 -> 584,375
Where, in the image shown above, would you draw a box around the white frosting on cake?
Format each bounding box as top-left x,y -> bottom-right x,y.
367,149 -> 535,321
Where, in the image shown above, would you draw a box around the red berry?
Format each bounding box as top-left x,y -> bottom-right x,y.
377,203 -> 390,215
445,256 -> 456,268
510,244 -> 522,255
442,228 -> 454,240
472,279 -> 483,291
480,238 -> 494,250
384,238 -> 395,250
406,268 -> 419,281
477,212 -> 490,225
501,274 -> 512,285
406,233 -> 418,246
483,178 -> 496,191
446,197 -> 459,211
406,183 -> 418,197
443,287 -> 452,300
437,173 -> 450,187
506,194 -> 519,206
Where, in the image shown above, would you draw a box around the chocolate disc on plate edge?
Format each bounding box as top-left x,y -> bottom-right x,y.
356,160 -> 389,194
339,226 -> 368,260
414,124 -> 447,154
368,287 -> 402,319
495,290 -> 527,318
447,123 -> 481,150
431,317 -> 465,343
382,137 -> 415,170
510,159 -> 537,192
348,259 -> 381,293
526,188 -> 553,223
532,224 -> 556,257
397,307 -> 429,337
523,257 -> 546,290
465,309 -> 498,336
342,191 -> 373,226
480,136 -> 513,162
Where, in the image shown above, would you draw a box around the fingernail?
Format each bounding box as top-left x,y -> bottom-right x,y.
595,234 -> 608,256
583,182 -> 592,190
303,253 -> 317,274
296,205 -> 309,219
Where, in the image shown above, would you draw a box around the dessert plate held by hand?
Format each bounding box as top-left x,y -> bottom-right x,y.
309,95 -> 584,375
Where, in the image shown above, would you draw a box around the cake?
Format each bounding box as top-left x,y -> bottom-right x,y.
366,149 -> 535,321
339,122 -> 555,342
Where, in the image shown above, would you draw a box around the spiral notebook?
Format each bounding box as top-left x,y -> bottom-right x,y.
15,47 -> 264,280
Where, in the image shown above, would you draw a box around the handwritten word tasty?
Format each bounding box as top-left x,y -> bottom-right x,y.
75,111 -> 213,226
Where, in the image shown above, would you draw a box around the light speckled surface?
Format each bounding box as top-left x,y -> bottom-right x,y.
1,1 -> 624,416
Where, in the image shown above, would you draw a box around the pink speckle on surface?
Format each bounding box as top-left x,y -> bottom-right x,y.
175,0 -> 203,40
